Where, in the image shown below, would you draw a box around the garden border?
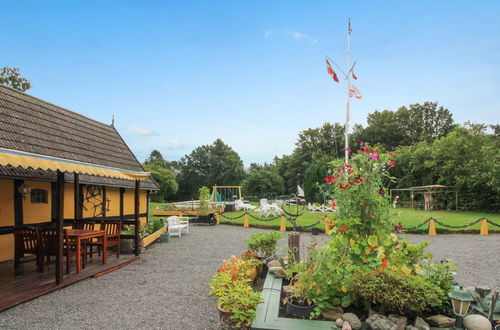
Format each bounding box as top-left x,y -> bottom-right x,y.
143,226 -> 167,247
251,272 -> 335,329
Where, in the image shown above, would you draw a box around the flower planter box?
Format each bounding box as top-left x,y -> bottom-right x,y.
143,226 -> 167,247
251,272 -> 335,329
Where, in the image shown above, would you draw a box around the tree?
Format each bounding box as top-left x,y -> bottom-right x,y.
277,122 -> 345,194
363,102 -> 455,150
143,163 -> 178,202
303,158 -> 331,203
241,168 -> 284,198
0,67 -> 31,92
175,139 -> 245,200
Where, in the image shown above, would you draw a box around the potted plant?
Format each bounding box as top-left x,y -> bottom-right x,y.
120,224 -> 148,254
196,186 -> 216,225
284,257 -> 318,318
245,231 -> 282,260
216,281 -> 263,329
209,255 -> 263,329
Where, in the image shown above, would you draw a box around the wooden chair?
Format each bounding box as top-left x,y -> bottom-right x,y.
39,227 -> 58,273
13,227 -> 43,274
63,229 -> 88,274
89,221 -> 121,258
72,220 -> 95,231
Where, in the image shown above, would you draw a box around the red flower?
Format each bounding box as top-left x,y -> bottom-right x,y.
253,254 -> 258,258
339,225 -> 347,233
232,275 -> 237,282
389,152 -> 394,156
390,160 -> 396,167
372,149 -> 378,154
218,267 -> 226,272
381,259 -> 389,268
364,147 -> 371,154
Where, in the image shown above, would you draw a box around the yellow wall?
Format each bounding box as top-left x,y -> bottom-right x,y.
64,183 -> 75,220
124,189 -> 148,224
0,179 -> 14,262
23,181 -> 52,225
106,187 -> 121,217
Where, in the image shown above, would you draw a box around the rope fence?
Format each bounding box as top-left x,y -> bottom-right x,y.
215,210 -> 500,235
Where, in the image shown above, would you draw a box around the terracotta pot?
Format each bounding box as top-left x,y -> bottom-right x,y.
216,302 -> 237,329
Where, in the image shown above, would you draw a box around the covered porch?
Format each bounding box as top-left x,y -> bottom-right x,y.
0,147 -> 150,311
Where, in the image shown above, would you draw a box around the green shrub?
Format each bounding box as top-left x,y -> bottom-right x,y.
245,231 -> 282,258
347,269 -> 445,314
150,218 -> 164,232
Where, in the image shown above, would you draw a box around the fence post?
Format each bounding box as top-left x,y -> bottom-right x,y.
243,214 -> 249,228
324,219 -> 331,235
280,216 -> 286,232
480,219 -> 489,235
428,219 -> 437,236
178,210 -> 182,217
216,213 -> 220,225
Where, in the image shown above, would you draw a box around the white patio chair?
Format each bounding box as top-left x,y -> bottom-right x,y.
166,216 -> 189,237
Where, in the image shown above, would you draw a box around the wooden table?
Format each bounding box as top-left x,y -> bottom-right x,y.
65,229 -> 107,273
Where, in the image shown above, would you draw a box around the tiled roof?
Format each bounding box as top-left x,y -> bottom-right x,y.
0,85 -> 158,190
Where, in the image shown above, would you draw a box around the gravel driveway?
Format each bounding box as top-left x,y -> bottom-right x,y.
0,225 -> 498,329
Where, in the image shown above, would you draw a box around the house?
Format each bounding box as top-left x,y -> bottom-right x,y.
0,84 -> 158,309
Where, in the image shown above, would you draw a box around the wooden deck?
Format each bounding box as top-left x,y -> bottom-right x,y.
0,254 -> 139,312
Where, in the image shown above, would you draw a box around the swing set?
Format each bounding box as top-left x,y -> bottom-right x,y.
211,185 -> 242,203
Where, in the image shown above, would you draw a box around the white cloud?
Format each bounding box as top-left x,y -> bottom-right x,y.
127,125 -> 158,136
264,29 -> 318,44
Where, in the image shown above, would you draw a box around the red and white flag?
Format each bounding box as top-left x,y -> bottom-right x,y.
325,58 -> 339,83
352,70 -> 357,80
348,81 -> 362,99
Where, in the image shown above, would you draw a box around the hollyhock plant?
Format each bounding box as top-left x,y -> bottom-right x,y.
298,143 -> 446,315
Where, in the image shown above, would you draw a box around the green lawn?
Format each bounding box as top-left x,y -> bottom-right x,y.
149,202 -> 499,233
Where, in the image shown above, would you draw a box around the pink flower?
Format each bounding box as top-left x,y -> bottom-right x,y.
346,147 -> 352,152
359,141 -> 364,146
370,154 -> 379,160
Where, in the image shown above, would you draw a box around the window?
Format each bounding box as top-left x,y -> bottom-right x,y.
31,189 -> 48,204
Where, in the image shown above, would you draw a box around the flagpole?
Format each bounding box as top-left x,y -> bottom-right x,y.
345,18 -> 351,165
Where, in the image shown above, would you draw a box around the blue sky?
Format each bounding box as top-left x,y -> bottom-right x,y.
2,1 -> 499,165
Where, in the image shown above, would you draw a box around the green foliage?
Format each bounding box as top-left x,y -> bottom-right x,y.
209,254 -> 263,327
245,231 -> 282,258
362,102 -> 455,150
150,218 -> 164,232
198,186 -> 210,215
143,163 -> 178,202
347,269 -> 445,314
303,158 -> 331,203
176,139 -> 245,200
217,281 -> 263,327
282,147 -> 449,316
393,123 -> 499,210
276,122 -> 346,194
242,167 -> 284,198
0,67 -> 31,92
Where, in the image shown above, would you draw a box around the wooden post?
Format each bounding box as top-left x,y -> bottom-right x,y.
243,214 -> 249,228
428,219 -> 437,236
13,180 -> 24,228
216,213 -> 220,225
288,232 -> 300,263
480,219 -> 489,235
280,216 -> 286,232
134,180 -> 140,256
324,219 -> 331,235
119,187 -> 125,218
74,173 -> 80,220
55,170 -> 65,284
488,291 -> 498,324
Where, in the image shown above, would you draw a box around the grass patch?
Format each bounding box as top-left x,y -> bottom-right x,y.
149,203 -> 499,233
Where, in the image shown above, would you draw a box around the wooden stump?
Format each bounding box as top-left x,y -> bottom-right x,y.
288,232 -> 300,263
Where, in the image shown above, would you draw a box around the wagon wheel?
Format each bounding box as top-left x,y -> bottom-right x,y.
209,214 -> 216,226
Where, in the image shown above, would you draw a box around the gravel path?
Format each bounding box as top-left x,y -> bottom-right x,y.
0,225 -> 498,329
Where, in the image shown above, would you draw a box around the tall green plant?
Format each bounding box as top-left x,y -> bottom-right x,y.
198,186 -> 211,215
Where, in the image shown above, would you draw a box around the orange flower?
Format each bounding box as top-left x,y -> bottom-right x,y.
400,270 -> 405,275
359,201 -> 365,206
364,250 -> 371,255
391,266 -> 397,271
363,258 -> 368,263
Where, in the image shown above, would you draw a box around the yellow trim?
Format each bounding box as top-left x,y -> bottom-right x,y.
143,226 -> 167,247
0,147 -> 149,181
